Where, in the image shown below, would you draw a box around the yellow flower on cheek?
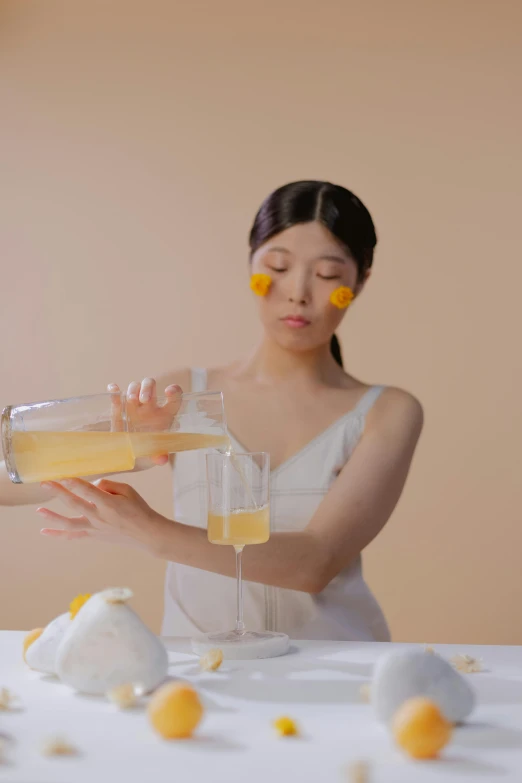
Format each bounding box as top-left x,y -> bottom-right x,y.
250,273 -> 272,296
330,286 -> 354,309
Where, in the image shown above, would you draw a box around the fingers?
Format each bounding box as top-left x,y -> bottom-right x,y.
150,455 -> 169,466
40,480 -> 103,515
52,476 -> 134,502
108,383 -> 124,432
127,381 -> 140,401
40,528 -> 90,540
131,455 -> 169,472
126,379 -> 182,406
36,508 -> 93,531
93,478 -> 136,497
63,477 -> 120,505
126,381 -> 141,424
116,379 -> 184,438
121,379 -> 183,399
139,378 -> 156,404
128,377 -> 159,403
126,378 -> 157,422
158,385 -> 183,421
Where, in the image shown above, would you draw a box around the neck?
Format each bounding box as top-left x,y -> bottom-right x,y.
242,337 -> 342,385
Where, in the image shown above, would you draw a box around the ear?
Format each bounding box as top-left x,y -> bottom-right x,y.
354,268 -> 371,297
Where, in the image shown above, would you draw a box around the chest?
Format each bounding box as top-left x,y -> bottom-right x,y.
174,416 -> 363,530
219,386 -> 363,472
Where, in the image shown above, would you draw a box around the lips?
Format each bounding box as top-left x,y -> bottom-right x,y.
281,315 -> 311,328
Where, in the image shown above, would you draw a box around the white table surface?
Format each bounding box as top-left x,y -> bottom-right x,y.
1,632 -> 522,782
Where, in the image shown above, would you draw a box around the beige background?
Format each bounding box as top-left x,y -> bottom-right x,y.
1,0 -> 521,643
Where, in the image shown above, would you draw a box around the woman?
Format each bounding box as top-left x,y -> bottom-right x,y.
1,181 -> 423,641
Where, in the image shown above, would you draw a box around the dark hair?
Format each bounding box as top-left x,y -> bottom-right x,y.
249,180 -> 377,368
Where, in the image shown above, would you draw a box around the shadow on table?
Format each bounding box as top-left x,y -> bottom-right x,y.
70,676 -> 236,715
159,674 -> 237,714
436,755 -> 508,777
453,721 -> 522,750
196,658 -> 373,705
39,673 -> 60,684
472,676 -> 522,706
184,734 -> 247,753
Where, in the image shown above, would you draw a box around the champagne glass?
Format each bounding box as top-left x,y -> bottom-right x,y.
191,451 -> 289,660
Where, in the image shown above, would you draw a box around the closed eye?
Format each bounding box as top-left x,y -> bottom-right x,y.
318,275 -> 341,280
268,267 -> 287,273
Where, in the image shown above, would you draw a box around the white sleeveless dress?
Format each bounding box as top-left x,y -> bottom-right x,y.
162,368 -> 390,642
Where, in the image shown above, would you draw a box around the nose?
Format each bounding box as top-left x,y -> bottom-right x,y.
288,272 -> 310,305
288,292 -> 308,305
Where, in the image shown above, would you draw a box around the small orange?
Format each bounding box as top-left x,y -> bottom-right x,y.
392,697 -> 453,759
148,683 -> 203,739
69,593 -> 91,619
23,628 -> 44,663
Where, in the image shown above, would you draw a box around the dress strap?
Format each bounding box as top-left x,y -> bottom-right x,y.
190,368 -> 208,393
353,385 -> 385,418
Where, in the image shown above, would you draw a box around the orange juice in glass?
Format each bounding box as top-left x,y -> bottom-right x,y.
191,451 -> 289,660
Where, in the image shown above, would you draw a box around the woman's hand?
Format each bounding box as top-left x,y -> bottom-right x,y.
109,378 -> 182,470
36,477 -> 167,553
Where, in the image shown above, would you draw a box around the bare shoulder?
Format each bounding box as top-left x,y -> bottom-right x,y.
369,386 -> 424,438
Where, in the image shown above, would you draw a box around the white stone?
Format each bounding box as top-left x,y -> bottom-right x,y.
371,648 -> 475,723
55,588 -> 168,695
25,612 -> 70,675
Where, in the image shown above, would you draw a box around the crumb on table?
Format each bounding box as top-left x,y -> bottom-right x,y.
200,648 -> 224,672
349,760 -> 370,782
0,688 -> 16,711
450,654 -> 483,673
106,683 -> 138,709
273,716 -> 299,736
41,737 -> 78,757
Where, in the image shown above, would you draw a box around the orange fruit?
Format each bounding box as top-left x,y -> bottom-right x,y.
69,593 -> 91,619
392,697 -> 453,759
148,683 -> 203,739
23,628 -> 44,662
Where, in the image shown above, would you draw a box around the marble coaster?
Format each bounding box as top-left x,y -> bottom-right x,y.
191,631 -> 290,660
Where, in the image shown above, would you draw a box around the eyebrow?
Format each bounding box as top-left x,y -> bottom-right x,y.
265,246 -> 290,254
317,254 -> 347,264
265,247 -> 347,264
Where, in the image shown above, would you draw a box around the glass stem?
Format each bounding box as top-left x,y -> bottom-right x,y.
235,545 -> 245,634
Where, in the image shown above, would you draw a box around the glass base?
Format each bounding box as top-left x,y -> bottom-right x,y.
191,629 -> 289,660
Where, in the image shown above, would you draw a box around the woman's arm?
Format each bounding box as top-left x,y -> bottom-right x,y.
0,462 -> 58,506
157,387 -> 423,592
38,388 -> 423,593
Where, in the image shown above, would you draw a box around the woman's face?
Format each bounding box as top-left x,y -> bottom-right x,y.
251,221 -> 364,354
